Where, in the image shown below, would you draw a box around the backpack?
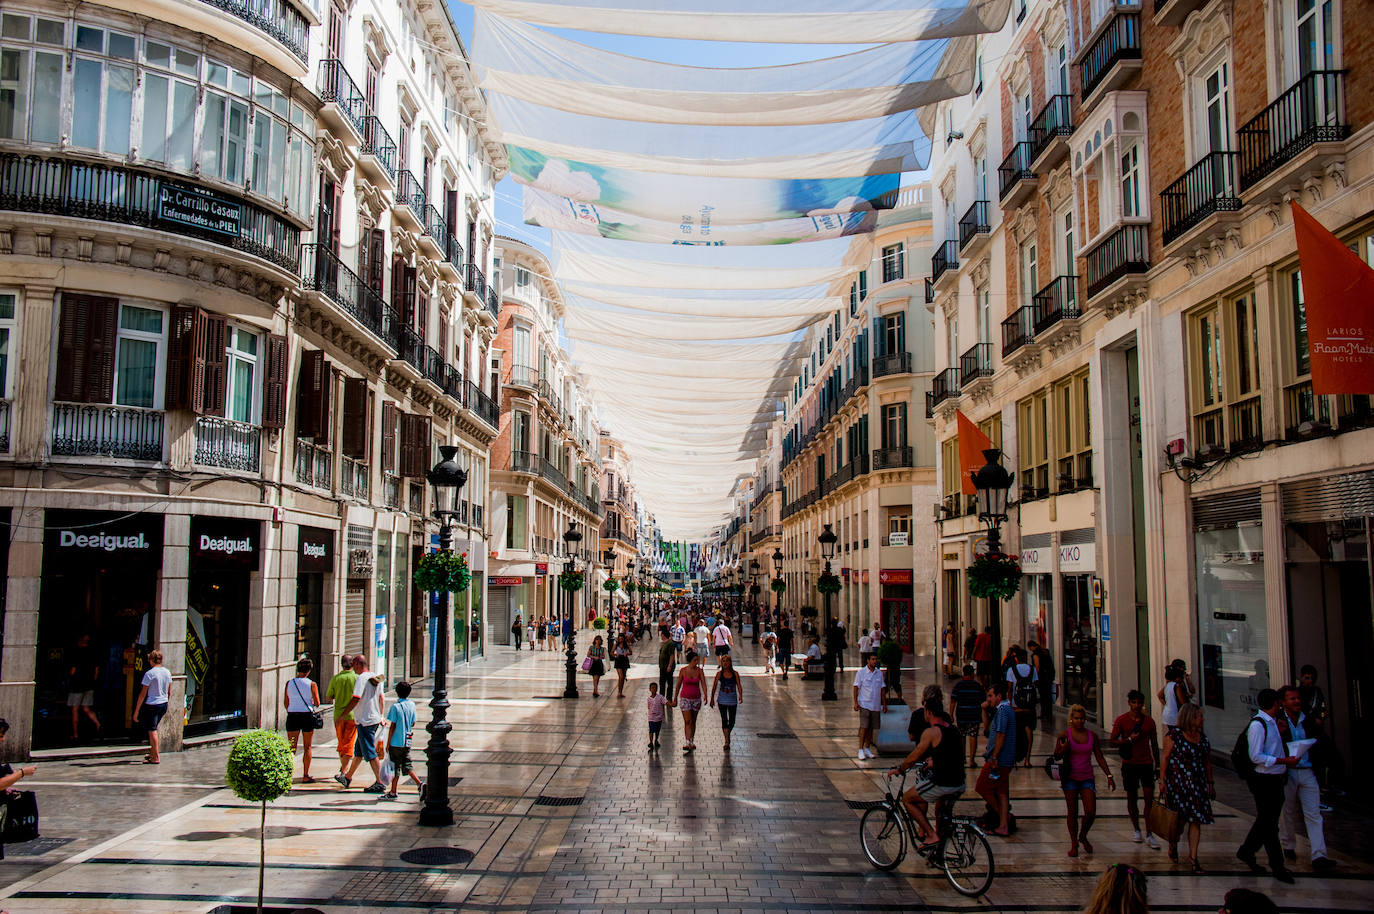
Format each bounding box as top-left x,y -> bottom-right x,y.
1230,715 -> 1267,780
1012,666 -> 1037,710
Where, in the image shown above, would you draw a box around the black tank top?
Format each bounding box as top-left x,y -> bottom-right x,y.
931,722 -> 964,787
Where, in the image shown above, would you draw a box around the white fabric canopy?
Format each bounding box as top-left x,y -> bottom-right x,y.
469,0 -> 1012,42
475,13 -> 970,126
561,282 -> 844,317
564,306 -> 819,341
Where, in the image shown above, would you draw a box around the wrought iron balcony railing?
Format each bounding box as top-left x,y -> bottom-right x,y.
1002,306 -> 1035,357
871,446 -> 914,470
205,0 -> 307,63
1033,275 -> 1081,333
1028,94 -> 1074,165
1085,226 -> 1149,298
194,417 -> 261,472
959,341 -> 993,387
1237,70 -> 1349,190
358,116 -> 397,182
1080,12 -> 1141,100
52,402 -> 164,461
1161,151 -> 1241,245
930,240 -> 958,285
317,60 -> 367,137
958,200 -> 990,251
998,141 -> 1035,201
872,351 -> 912,378
301,244 -> 396,348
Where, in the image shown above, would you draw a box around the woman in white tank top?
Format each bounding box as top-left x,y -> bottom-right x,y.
1159,670 -> 1184,727
283,658 -> 321,783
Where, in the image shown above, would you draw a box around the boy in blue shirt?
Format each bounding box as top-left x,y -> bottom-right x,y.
383,681 -> 423,800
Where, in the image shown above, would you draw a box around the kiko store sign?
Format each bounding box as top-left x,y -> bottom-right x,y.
191,516 -> 261,571
45,509 -> 165,567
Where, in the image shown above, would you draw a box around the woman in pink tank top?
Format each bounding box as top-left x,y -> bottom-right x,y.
674,653 -> 707,753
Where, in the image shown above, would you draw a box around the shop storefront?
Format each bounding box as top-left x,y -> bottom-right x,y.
1058,531 -> 1098,718
1020,535 -> 1053,655
294,526 -> 333,687
878,568 -> 913,653
488,575 -> 530,646
185,516 -> 257,737
35,509 -> 163,748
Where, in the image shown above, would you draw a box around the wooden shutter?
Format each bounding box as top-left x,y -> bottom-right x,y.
367,229 -> 386,297
402,266 -> 417,330
261,333 -> 287,428
380,401 -> 397,473
341,377 -> 369,460
397,411 -> 415,478
200,313 -> 227,416
296,349 -> 329,440
390,252 -> 404,313
164,305 -> 201,411
416,286 -> 428,340
399,412 -> 431,478
438,312 -> 449,367
55,293 -> 118,403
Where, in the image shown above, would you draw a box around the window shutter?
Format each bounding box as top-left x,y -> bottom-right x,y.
438,311 -> 449,366
400,412 -> 431,478
56,293 -> 118,403
296,349 -> 325,439
390,252 -> 404,313
261,333 -> 287,428
380,401 -> 397,473
398,412 -> 416,478
164,305 -> 200,411
200,313 -> 227,416
417,285 -> 428,340
342,377 -> 369,460
871,318 -> 885,357
402,266 -> 417,330
368,229 -> 386,297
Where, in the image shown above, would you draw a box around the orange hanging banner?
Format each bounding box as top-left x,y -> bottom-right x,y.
1291,201 -> 1374,395
956,409 -> 992,496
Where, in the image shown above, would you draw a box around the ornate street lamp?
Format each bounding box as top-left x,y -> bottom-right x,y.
818,523 -> 839,701
419,445 -> 467,826
603,546 -> 617,643
562,521 -> 584,699
749,558 -> 761,643
627,559 -> 636,621
971,448 -> 1015,666
771,547 -> 784,628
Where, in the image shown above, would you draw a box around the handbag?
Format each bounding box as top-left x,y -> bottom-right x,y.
292,679 -> 325,730
581,656 -> 594,672
1044,753 -> 1069,782
1146,799 -> 1181,844
0,790 -> 39,845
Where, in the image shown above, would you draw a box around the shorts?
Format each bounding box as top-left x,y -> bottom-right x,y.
614,656 -> 630,671
335,719 -> 357,759
957,720 -> 982,738
354,724 -> 380,761
678,698 -> 702,712
285,711 -> 318,733
138,702 -> 168,732
66,690 -> 95,708
387,744 -> 413,776
714,645 -> 730,656
918,783 -> 966,802
649,720 -> 663,735
857,708 -> 882,730
1062,777 -> 1096,792
1121,762 -> 1156,793
975,760 -> 1011,797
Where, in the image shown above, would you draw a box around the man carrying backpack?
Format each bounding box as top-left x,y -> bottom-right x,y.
1006,647 -> 1038,769
1234,688 -> 1299,884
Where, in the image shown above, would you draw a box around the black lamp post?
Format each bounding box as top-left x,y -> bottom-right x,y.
749,558 -> 761,643
420,445 -> 467,827
971,448 -> 1015,668
771,547 -> 784,628
603,547 -> 617,643
626,559 -> 636,628
818,523 -> 839,701
562,521 -> 583,699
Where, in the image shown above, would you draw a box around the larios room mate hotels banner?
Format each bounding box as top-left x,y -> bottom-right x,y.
1292,201 -> 1374,395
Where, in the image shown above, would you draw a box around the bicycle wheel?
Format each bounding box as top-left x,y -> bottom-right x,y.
940,822 -> 995,897
859,805 -> 907,871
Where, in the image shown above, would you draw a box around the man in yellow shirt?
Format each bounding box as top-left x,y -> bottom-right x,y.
325,654 -> 358,782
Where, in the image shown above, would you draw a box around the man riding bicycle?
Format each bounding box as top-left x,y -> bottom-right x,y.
889,698 -> 965,848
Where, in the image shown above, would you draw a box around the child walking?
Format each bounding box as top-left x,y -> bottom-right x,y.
382,681 -> 424,800
646,682 -> 669,751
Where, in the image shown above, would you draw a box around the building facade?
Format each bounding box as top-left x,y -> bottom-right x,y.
925,0 -> 1374,765
487,237 -> 604,642
0,0 -> 501,756
771,187 -> 940,654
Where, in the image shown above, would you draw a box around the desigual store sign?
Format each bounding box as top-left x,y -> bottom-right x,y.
45,509 -> 164,565
298,526 -> 334,573
191,517 -> 261,571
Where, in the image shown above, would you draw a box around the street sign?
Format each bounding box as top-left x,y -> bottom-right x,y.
1100,614 -> 1111,642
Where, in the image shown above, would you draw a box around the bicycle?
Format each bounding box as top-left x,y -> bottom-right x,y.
858,766 -> 995,897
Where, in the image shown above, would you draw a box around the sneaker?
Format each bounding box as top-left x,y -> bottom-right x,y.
332,773 -> 351,789
1312,856 -> 1337,872
380,792 -> 397,800
1145,833 -> 1160,850
363,782 -> 386,794
419,783 -> 428,802
1132,829 -> 1143,843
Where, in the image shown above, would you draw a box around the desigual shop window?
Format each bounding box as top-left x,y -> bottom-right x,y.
0,11 -> 314,221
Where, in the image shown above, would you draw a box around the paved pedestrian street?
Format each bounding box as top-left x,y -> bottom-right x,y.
1,639 -> 1369,913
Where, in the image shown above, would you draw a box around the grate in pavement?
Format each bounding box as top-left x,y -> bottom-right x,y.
399,846 -> 475,866
332,868 -> 455,904
533,795 -> 583,807
846,799 -> 883,810
452,796 -> 516,816
755,732 -> 797,739
3,837 -> 73,856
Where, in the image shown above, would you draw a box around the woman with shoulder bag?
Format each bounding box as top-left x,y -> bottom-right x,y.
284,658 -> 322,783
587,635 -> 607,697
1159,702 -> 1214,872
1052,704 -> 1115,857
612,634 -> 633,698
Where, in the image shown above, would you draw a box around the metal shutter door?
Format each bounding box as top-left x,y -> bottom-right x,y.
490,588 -> 511,645
344,585 -> 366,657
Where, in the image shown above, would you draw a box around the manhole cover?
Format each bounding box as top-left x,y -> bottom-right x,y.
399,846 -> 475,866
755,732 -> 796,739
4,836 -> 73,856
533,795 -> 583,806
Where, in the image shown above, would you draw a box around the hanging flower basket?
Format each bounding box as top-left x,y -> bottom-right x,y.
560,570 -> 585,593
770,579 -> 787,595
817,573 -> 842,595
603,578 -> 619,593
799,605 -> 818,619
749,583 -> 762,597
414,551 -> 471,593
968,552 -> 1022,600
624,579 -> 637,593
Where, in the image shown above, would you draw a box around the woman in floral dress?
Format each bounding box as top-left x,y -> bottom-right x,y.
1159,702 -> 1214,872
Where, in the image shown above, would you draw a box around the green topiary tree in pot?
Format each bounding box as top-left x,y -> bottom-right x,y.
224,729 -> 295,914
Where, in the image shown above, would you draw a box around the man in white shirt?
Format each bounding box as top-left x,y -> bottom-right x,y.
670,621 -> 686,657
858,629 -> 874,665
711,619 -> 732,665
695,620 -> 712,663
1237,688 -> 1299,883
852,653 -> 888,761
337,655 -> 388,793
